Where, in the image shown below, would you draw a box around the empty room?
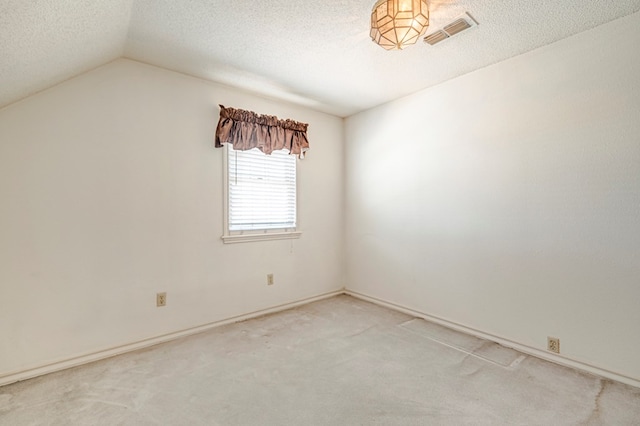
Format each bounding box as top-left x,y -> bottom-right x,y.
1,0 -> 639,424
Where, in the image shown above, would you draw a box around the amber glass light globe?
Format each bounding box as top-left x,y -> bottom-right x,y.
370,0 -> 430,50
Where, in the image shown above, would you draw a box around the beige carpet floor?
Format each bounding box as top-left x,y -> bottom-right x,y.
1,295 -> 639,425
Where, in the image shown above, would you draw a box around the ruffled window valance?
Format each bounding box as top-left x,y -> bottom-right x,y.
215,105 -> 310,158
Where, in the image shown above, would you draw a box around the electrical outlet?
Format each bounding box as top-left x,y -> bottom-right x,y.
157,292 -> 167,307
547,337 -> 560,353
267,274 -> 274,286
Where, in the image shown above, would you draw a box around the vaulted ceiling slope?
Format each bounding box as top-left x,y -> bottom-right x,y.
2,1 -> 640,117
0,0 -> 134,111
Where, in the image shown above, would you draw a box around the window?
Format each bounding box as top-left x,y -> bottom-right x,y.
222,144 -> 301,243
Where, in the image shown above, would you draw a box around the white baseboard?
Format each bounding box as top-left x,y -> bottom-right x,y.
345,289 -> 640,389
4,289 -> 638,390
0,290 -> 343,388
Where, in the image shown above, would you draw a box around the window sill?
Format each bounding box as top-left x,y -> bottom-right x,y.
221,231 -> 302,244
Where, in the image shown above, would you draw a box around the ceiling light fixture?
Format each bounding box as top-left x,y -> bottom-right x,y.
370,0 -> 429,50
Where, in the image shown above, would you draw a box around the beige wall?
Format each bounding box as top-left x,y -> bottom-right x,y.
345,12 -> 640,383
0,59 -> 344,379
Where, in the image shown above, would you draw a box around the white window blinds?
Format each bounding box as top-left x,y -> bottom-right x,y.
228,146 -> 297,231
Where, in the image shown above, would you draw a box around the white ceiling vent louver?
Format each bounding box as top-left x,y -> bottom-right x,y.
424,12 -> 478,46
424,30 -> 449,45
444,18 -> 472,36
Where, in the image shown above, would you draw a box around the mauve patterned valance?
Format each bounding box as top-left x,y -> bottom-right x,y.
215,105 -> 310,158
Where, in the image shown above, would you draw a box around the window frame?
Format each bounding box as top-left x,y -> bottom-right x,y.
221,144 -> 302,244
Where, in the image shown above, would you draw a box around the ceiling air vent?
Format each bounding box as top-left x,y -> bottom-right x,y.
424,30 -> 449,45
423,12 -> 478,46
444,18 -> 472,36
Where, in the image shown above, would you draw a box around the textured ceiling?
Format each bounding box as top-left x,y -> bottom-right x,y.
2,1 -> 640,116
0,0 -> 133,110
